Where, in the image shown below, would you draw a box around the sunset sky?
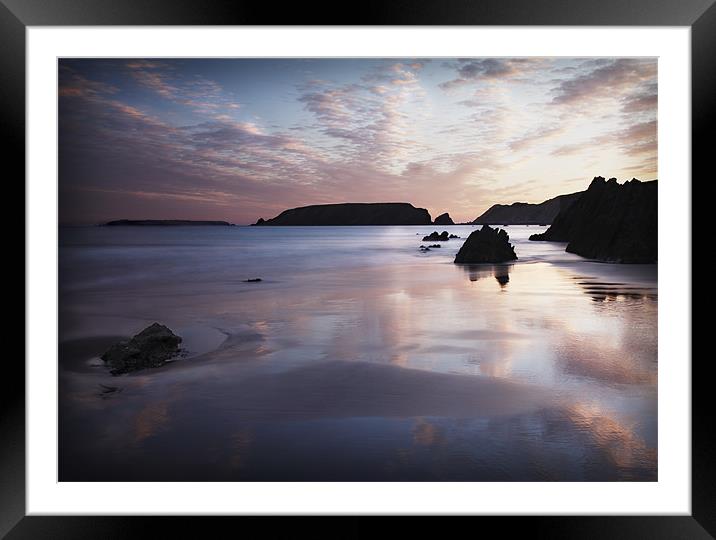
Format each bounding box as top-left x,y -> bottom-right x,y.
59,58 -> 657,225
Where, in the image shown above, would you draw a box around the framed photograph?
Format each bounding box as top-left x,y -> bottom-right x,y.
7,0 -> 709,537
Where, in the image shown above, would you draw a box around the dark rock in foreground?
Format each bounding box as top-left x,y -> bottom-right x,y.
244,278 -> 262,282
529,177 -> 657,263
422,231 -> 450,242
472,191 -> 583,225
101,323 -> 182,375
433,212 -> 455,225
104,220 -> 233,227
454,225 -> 518,264
254,203 -> 432,226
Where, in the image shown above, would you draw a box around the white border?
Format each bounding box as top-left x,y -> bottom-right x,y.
27,27 -> 691,515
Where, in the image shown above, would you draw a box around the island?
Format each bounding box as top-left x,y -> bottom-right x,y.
252,202 -> 432,226
433,212 -> 455,225
104,220 -> 234,227
529,177 -> 657,263
472,191 -> 583,225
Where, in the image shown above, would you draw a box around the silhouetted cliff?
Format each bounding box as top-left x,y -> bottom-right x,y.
434,213 -> 455,225
254,203 -> 432,226
529,177 -> 657,263
473,192 -> 582,225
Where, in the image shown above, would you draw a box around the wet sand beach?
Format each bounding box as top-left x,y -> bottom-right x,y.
59,225 -> 657,481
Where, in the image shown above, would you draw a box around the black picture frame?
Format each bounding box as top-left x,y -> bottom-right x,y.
5,0 -> 708,537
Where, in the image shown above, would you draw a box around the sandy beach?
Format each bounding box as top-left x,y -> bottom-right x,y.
59,224 -> 657,481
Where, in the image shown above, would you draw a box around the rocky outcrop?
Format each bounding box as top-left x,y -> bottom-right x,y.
434,213 -> 455,225
529,177 -> 657,263
454,225 -> 518,264
101,323 -> 182,375
472,191 -> 583,225
104,220 -> 233,226
254,203 -> 432,226
422,231 -> 450,242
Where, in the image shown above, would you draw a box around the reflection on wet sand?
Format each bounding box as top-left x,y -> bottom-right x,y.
461,264 -> 513,288
412,417 -> 444,447
229,429 -> 254,470
59,225 -> 657,481
563,403 -> 657,476
134,400 -> 170,445
571,275 -> 658,302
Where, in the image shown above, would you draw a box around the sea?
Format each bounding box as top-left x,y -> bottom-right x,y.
58,224 -> 657,481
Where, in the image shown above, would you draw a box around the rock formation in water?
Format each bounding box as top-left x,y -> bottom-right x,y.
529,177 -> 657,263
472,191 -> 583,225
454,225 -> 518,264
433,212 -> 455,225
101,323 -> 182,375
254,203 -> 432,226
104,220 -> 233,226
422,231 -> 450,242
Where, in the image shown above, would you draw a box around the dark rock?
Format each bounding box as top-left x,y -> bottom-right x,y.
422,231 -> 450,242
254,202 -> 432,226
104,220 -> 233,226
101,323 -> 182,375
472,191 -> 583,225
428,244 -> 441,248
433,213 -> 455,225
252,218 -> 265,226
244,278 -> 262,282
529,177 -> 657,263
449,234 -> 460,239
98,384 -> 123,398
454,225 -> 518,264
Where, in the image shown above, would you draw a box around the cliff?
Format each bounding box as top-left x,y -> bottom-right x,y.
253,203 -> 432,226
472,191 -> 583,225
529,177 -> 657,263
434,213 -> 455,225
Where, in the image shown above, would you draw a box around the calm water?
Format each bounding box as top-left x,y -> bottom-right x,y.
59,225 -> 657,481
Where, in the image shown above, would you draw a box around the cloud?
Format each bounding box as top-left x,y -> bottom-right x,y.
508,125 -> 565,152
125,60 -> 241,113
296,68 -> 429,170
550,120 -> 657,161
59,65 -> 119,98
621,84 -> 658,113
60,75 -> 505,224
362,62 -> 423,87
58,58 -> 659,225
439,58 -> 541,89
619,120 -> 657,156
550,58 -> 657,106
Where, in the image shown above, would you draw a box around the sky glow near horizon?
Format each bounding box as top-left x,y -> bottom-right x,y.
58,57 -> 657,224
